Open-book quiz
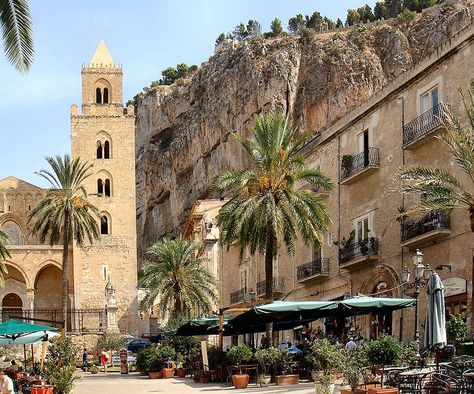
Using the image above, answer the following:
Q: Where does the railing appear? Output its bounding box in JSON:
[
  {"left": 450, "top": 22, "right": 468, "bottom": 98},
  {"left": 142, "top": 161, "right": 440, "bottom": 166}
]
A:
[
  {"left": 2, "top": 309, "right": 107, "bottom": 333},
  {"left": 230, "top": 289, "right": 254, "bottom": 305},
  {"left": 401, "top": 210, "right": 450, "bottom": 242},
  {"left": 339, "top": 237, "right": 379, "bottom": 265},
  {"left": 341, "top": 147, "right": 380, "bottom": 181},
  {"left": 297, "top": 258, "right": 330, "bottom": 281},
  {"left": 403, "top": 103, "right": 448, "bottom": 146},
  {"left": 256, "top": 277, "right": 284, "bottom": 296}
]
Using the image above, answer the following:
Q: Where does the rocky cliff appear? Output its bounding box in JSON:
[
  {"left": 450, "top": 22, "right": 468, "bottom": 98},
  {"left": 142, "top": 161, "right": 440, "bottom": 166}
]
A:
[{"left": 135, "top": 0, "right": 473, "bottom": 259}]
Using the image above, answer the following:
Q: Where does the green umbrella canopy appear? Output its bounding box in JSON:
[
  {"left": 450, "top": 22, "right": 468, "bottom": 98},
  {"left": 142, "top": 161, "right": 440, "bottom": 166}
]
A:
[
  {"left": 424, "top": 274, "right": 446, "bottom": 348},
  {"left": 176, "top": 315, "right": 230, "bottom": 336},
  {"left": 338, "top": 296, "right": 416, "bottom": 315},
  {"left": 0, "top": 330, "right": 59, "bottom": 345},
  {"left": 0, "top": 320, "right": 58, "bottom": 340}
]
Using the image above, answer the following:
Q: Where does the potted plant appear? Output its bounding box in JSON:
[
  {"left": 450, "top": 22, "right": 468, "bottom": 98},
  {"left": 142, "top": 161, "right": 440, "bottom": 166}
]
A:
[
  {"left": 365, "top": 335, "right": 403, "bottom": 394},
  {"left": 306, "top": 339, "right": 344, "bottom": 393},
  {"left": 424, "top": 348, "right": 435, "bottom": 365},
  {"left": 176, "top": 352, "right": 187, "bottom": 378},
  {"left": 226, "top": 344, "right": 253, "bottom": 389},
  {"left": 340, "top": 348, "right": 367, "bottom": 394},
  {"left": 255, "top": 347, "right": 279, "bottom": 386},
  {"left": 208, "top": 346, "right": 227, "bottom": 382},
  {"left": 401, "top": 341, "right": 419, "bottom": 367},
  {"left": 198, "top": 370, "right": 211, "bottom": 384},
  {"left": 446, "top": 314, "right": 468, "bottom": 347},
  {"left": 341, "top": 154, "right": 353, "bottom": 177},
  {"left": 89, "top": 365, "right": 99, "bottom": 375},
  {"left": 160, "top": 345, "right": 177, "bottom": 378},
  {"left": 48, "top": 368, "right": 77, "bottom": 394},
  {"left": 274, "top": 349, "right": 299, "bottom": 385}
]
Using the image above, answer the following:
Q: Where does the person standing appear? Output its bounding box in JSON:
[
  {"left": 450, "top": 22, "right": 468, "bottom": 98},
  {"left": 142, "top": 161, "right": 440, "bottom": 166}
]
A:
[
  {"left": 0, "top": 370, "right": 14, "bottom": 394},
  {"left": 345, "top": 337, "right": 357, "bottom": 352},
  {"left": 82, "top": 349, "right": 89, "bottom": 372},
  {"left": 100, "top": 349, "right": 108, "bottom": 373}
]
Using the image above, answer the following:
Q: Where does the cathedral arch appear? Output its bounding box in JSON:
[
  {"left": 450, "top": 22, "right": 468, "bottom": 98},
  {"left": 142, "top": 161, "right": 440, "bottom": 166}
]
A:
[
  {"left": 3, "top": 261, "right": 31, "bottom": 289},
  {"left": 34, "top": 263, "right": 61, "bottom": 310}
]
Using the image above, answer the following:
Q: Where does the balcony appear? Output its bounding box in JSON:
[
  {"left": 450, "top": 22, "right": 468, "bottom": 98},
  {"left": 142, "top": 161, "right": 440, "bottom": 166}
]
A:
[
  {"left": 256, "top": 277, "right": 284, "bottom": 297},
  {"left": 339, "top": 237, "right": 379, "bottom": 270},
  {"left": 297, "top": 258, "right": 330, "bottom": 283},
  {"left": 403, "top": 104, "right": 448, "bottom": 149},
  {"left": 310, "top": 185, "right": 331, "bottom": 198},
  {"left": 340, "top": 148, "right": 380, "bottom": 184},
  {"left": 230, "top": 288, "right": 254, "bottom": 305},
  {"left": 401, "top": 210, "right": 451, "bottom": 248}
]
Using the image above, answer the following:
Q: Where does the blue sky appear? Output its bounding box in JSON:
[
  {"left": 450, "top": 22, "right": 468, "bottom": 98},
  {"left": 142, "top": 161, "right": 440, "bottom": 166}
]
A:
[{"left": 0, "top": 0, "right": 376, "bottom": 186}]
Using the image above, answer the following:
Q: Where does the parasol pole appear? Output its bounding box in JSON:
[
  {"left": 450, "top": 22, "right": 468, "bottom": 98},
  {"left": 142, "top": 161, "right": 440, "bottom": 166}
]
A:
[
  {"left": 23, "top": 344, "right": 27, "bottom": 370},
  {"left": 41, "top": 341, "right": 46, "bottom": 370},
  {"left": 31, "top": 343, "right": 34, "bottom": 370}
]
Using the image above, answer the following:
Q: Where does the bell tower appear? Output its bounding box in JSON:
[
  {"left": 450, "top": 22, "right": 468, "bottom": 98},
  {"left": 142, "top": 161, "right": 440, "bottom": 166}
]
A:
[{"left": 70, "top": 41, "right": 138, "bottom": 334}]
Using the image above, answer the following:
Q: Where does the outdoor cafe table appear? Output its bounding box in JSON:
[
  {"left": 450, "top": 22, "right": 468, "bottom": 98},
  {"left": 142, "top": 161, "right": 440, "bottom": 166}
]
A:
[
  {"left": 230, "top": 364, "right": 259, "bottom": 386},
  {"left": 399, "top": 367, "right": 435, "bottom": 376}
]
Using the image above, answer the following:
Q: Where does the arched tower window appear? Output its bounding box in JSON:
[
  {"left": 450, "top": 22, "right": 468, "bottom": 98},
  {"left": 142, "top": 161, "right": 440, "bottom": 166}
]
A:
[
  {"left": 97, "top": 179, "right": 104, "bottom": 196},
  {"left": 96, "top": 141, "right": 103, "bottom": 159},
  {"left": 104, "top": 179, "right": 111, "bottom": 197},
  {"left": 100, "top": 215, "right": 109, "bottom": 235},
  {"left": 2, "top": 221, "right": 21, "bottom": 245},
  {"left": 103, "top": 88, "right": 109, "bottom": 104},
  {"left": 96, "top": 87, "right": 102, "bottom": 104},
  {"left": 104, "top": 141, "right": 110, "bottom": 159}
]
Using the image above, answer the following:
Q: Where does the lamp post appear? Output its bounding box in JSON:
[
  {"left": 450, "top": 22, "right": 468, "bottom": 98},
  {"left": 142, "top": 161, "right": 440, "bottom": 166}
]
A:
[{"left": 401, "top": 249, "right": 433, "bottom": 352}]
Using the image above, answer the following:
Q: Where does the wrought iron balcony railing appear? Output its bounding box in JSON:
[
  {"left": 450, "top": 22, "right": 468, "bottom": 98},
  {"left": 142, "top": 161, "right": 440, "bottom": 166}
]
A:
[
  {"left": 341, "top": 148, "right": 380, "bottom": 182},
  {"left": 256, "top": 277, "right": 284, "bottom": 296},
  {"left": 297, "top": 258, "right": 330, "bottom": 281},
  {"left": 400, "top": 210, "right": 450, "bottom": 242},
  {"left": 403, "top": 103, "right": 448, "bottom": 147},
  {"left": 339, "top": 237, "right": 379, "bottom": 265},
  {"left": 230, "top": 288, "right": 254, "bottom": 304}
]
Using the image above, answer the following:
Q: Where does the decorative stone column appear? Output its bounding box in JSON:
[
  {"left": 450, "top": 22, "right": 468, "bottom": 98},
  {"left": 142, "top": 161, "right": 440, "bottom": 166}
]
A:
[
  {"left": 105, "top": 277, "right": 119, "bottom": 332},
  {"left": 26, "top": 289, "right": 35, "bottom": 311}
]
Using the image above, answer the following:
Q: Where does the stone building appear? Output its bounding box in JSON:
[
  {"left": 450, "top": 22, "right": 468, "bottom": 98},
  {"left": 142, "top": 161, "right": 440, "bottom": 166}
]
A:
[
  {"left": 191, "top": 19, "right": 474, "bottom": 343},
  {"left": 0, "top": 41, "right": 139, "bottom": 335}
]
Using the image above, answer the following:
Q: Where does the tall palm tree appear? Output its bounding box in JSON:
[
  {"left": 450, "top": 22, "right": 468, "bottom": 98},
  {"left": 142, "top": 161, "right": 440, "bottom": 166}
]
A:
[
  {"left": 0, "top": 230, "right": 10, "bottom": 285},
  {"left": 1, "top": 0, "right": 34, "bottom": 72},
  {"left": 28, "top": 155, "right": 100, "bottom": 329},
  {"left": 213, "top": 112, "right": 333, "bottom": 299},
  {"left": 138, "top": 236, "right": 218, "bottom": 317},
  {"left": 397, "top": 83, "right": 474, "bottom": 231}
]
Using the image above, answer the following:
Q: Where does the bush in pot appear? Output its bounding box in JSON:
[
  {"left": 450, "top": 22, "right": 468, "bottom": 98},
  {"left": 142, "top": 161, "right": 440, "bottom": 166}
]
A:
[
  {"left": 365, "top": 335, "right": 403, "bottom": 387},
  {"left": 255, "top": 347, "right": 279, "bottom": 386},
  {"left": 226, "top": 344, "right": 253, "bottom": 389},
  {"left": 160, "top": 345, "right": 177, "bottom": 378},
  {"left": 89, "top": 365, "right": 99, "bottom": 374},
  {"left": 176, "top": 352, "right": 187, "bottom": 378},
  {"left": 273, "top": 349, "right": 299, "bottom": 386},
  {"left": 306, "top": 338, "right": 345, "bottom": 382},
  {"left": 341, "top": 347, "right": 368, "bottom": 394}
]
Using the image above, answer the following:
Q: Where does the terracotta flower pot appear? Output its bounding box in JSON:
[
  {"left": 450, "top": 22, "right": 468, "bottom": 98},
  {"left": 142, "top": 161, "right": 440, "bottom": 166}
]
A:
[
  {"left": 148, "top": 371, "right": 163, "bottom": 379},
  {"left": 315, "top": 382, "right": 335, "bottom": 394},
  {"left": 275, "top": 374, "right": 299, "bottom": 385},
  {"left": 232, "top": 374, "right": 249, "bottom": 389},
  {"left": 341, "top": 389, "right": 367, "bottom": 394},
  {"left": 199, "top": 375, "right": 210, "bottom": 384},
  {"left": 367, "top": 388, "right": 398, "bottom": 394},
  {"left": 162, "top": 368, "right": 174, "bottom": 379},
  {"left": 91, "top": 370, "right": 99, "bottom": 375},
  {"left": 176, "top": 369, "right": 186, "bottom": 378},
  {"left": 258, "top": 374, "right": 271, "bottom": 386}
]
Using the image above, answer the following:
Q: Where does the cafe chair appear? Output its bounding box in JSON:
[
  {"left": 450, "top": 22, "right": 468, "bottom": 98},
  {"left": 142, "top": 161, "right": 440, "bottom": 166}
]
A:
[
  {"left": 462, "top": 369, "right": 474, "bottom": 394},
  {"left": 428, "top": 372, "right": 461, "bottom": 394}
]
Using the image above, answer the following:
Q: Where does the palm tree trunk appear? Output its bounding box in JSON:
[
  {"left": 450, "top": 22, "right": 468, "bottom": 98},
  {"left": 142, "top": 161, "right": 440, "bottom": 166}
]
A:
[
  {"left": 264, "top": 224, "right": 275, "bottom": 300},
  {"left": 61, "top": 213, "right": 70, "bottom": 331}
]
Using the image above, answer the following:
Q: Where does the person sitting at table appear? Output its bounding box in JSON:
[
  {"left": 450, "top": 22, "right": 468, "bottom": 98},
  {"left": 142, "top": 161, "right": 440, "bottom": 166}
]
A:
[
  {"left": 0, "top": 369, "right": 14, "bottom": 394},
  {"left": 6, "top": 362, "right": 17, "bottom": 375}
]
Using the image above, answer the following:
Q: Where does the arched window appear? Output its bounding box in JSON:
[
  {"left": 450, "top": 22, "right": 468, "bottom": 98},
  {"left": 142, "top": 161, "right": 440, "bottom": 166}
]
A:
[
  {"left": 100, "top": 216, "right": 109, "bottom": 235},
  {"left": 96, "top": 141, "right": 103, "bottom": 159},
  {"left": 97, "top": 179, "right": 104, "bottom": 196},
  {"left": 103, "top": 88, "right": 109, "bottom": 104},
  {"left": 104, "top": 141, "right": 110, "bottom": 159},
  {"left": 104, "top": 179, "right": 111, "bottom": 197},
  {"left": 96, "top": 87, "right": 102, "bottom": 104},
  {"left": 2, "top": 221, "right": 20, "bottom": 245}
]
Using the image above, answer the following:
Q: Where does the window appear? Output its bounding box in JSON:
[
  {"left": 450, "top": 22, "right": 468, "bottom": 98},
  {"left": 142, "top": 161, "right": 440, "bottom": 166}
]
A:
[
  {"left": 104, "top": 179, "right": 111, "bottom": 197},
  {"left": 240, "top": 266, "right": 250, "bottom": 292},
  {"left": 420, "top": 86, "right": 439, "bottom": 113},
  {"left": 357, "top": 129, "right": 369, "bottom": 166},
  {"left": 310, "top": 245, "right": 322, "bottom": 261},
  {"left": 2, "top": 221, "right": 20, "bottom": 245},
  {"left": 353, "top": 212, "right": 373, "bottom": 243},
  {"left": 96, "top": 141, "right": 103, "bottom": 159},
  {"left": 104, "top": 141, "right": 110, "bottom": 159},
  {"left": 103, "top": 88, "right": 109, "bottom": 104},
  {"left": 97, "top": 179, "right": 104, "bottom": 196},
  {"left": 100, "top": 215, "right": 109, "bottom": 235},
  {"left": 96, "top": 87, "right": 102, "bottom": 104}
]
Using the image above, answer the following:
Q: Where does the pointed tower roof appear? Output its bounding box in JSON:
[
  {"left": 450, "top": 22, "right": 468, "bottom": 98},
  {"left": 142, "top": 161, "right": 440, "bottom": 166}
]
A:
[{"left": 89, "top": 40, "right": 114, "bottom": 67}]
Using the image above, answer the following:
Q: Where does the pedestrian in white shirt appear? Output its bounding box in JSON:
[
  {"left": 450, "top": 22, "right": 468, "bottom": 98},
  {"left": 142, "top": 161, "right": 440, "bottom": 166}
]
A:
[
  {"left": 0, "top": 370, "right": 14, "bottom": 394},
  {"left": 345, "top": 337, "right": 357, "bottom": 352}
]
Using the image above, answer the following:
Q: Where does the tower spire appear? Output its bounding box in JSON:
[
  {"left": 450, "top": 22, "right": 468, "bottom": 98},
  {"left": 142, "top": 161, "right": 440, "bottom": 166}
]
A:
[{"left": 89, "top": 40, "right": 114, "bottom": 67}]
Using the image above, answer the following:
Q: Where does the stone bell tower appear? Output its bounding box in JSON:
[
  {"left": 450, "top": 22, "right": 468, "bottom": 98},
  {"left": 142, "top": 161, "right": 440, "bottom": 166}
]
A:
[{"left": 70, "top": 41, "right": 138, "bottom": 333}]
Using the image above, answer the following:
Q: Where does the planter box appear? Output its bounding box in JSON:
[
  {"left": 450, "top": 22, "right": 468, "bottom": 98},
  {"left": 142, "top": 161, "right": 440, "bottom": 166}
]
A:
[
  {"left": 176, "top": 369, "right": 186, "bottom": 378},
  {"left": 90, "top": 370, "right": 99, "bottom": 375},
  {"left": 232, "top": 374, "right": 249, "bottom": 389},
  {"left": 199, "top": 376, "right": 210, "bottom": 384},
  {"left": 162, "top": 368, "right": 174, "bottom": 379},
  {"left": 368, "top": 388, "right": 398, "bottom": 394},
  {"left": 341, "top": 389, "right": 367, "bottom": 394},
  {"left": 148, "top": 371, "right": 163, "bottom": 379},
  {"left": 275, "top": 374, "right": 299, "bottom": 385}
]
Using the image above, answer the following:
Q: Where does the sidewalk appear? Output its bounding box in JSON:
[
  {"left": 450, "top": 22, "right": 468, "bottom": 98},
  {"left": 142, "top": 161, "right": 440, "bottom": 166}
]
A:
[{"left": 74, "top": 372, "right": 320, "bottom": 393}]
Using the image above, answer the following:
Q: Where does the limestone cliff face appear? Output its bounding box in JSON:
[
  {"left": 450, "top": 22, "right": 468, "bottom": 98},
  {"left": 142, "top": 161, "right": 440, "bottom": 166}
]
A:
[{"left": 135, "top": 0, "right": 473, "bottom": 258}]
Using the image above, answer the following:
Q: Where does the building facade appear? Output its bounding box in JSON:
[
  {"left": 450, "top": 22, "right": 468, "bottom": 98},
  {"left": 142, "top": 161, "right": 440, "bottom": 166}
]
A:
[{"left": 200, "top": 20, "right": 474, "bottom": 344}]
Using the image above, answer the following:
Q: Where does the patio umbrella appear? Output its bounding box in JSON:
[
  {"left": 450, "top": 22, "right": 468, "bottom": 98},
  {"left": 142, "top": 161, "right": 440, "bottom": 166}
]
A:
[
  {"left": 424, "top": 273, "right": 447, "bottom": 349},
  {"left": 0, "top": 330, "right": 59, "bottom": 345},
  {"left": 338, "top": 296, "right": 416, "bottom": 315},
  {"left": 0, "top": 320, "right": 58, "bottom": 343},
  {"left": 176, "top": 315, "right": 230, "bottom": 336}
]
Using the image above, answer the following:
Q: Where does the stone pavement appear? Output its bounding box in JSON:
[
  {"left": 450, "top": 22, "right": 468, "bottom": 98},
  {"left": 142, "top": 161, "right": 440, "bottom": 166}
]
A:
[{"left": 74, "top": 372, "right": 320, "bottom": 393}]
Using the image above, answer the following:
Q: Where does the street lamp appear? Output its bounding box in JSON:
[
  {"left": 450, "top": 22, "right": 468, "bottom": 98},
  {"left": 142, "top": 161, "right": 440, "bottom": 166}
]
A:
[{"left": 401, "top": 249, "right": 433, "bottom": 351}]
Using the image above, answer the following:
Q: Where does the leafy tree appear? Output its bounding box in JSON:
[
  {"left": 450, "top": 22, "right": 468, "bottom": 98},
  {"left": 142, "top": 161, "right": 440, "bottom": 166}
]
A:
[
  {"left": 138, "top": 236, "right": 218, "bottom": 316},
  {"left": 96, "top": 332, "right": 125, "bottom": 353},
  {"left": 246, "top": 19, "right": 261, "bottom": 37},
  {"left": 419, "top": 0, "right": 438, "bottom": 9},
  {"left": 288, "top": 14, "right": 305, "bottom": 35},
  {"left": 385, "top": 0, "right": 403, "bottom": 18},
  {"left": 446, "top": 314, "right": 468, "bottom": 344},
  {"left": 374, "top": 2, "right": 388, "bottom": 19},
  {"left": 335, "top": 18, "right": 344, "bottom": 28},
  {"left": 232, "top": 22, "right": 248, "bottom": 40},
  {"left": 357, "top": 5, "right": 375, "bottom": 22},
  {"left": 397, "top": 83, "right": 474, "bottom": 232},
  {"left": 397, "top": 8, "right": 417, "bottom": 30},
  {"left": 300, "top": 27, "right": 315, "bottom": 44},
  {"left": 1, "top": 0, "right": 34, "bottom": 72},
  {"left": 305, "top": 11, "right": 324, "bottom": 30},
  {"left": 324, "top": 17, "right": 336, "bottom": 30},
  {"left": 215, "top": 32, "right": 226, "bottom": 46},
  {"left": 29, "top": 155, "right": 100, "bottom": 328},
  {"left": 404, "top": 0, "right": 421, "bottom": 12},
  {"left": 270, "top": 18, "right": 283, "bottom": 36},
  {"left": 0, "top": 230, "right": 10, "bottom": 285},
  {"left": 160, "top": 67, "right": 177, "bottom": 85},
  {"left": 346, "top": 9, "right": 361, "bottom": 26},
  {"left": 213, "top": 112, "right": 332, "bottom": 299}
]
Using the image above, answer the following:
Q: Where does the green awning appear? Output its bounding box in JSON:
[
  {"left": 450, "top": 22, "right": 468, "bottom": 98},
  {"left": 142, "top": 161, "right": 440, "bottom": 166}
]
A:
[
  {"left": 176, "top": 315, "right": 230, "bottom": 336},
  {"left": 339, "top": 296, "right": 416, "bottom": 315}
]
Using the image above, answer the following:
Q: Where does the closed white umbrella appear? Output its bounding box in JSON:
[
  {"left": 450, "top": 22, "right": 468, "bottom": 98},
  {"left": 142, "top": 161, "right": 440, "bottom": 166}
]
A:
[{"left": 424, "top": 273, "right": 447, "bottom": 348}]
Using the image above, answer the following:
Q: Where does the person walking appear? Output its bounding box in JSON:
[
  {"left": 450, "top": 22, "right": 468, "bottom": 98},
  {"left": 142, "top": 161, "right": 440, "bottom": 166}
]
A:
[
  {"left": 0, "top": 370, "right": 14, "bottom": 394},
  {"left": 100, "top": 349, "right": 108, "bottom": 373},
  {"left": 82, "top": 349, "right": 89, "bottom": 372}
]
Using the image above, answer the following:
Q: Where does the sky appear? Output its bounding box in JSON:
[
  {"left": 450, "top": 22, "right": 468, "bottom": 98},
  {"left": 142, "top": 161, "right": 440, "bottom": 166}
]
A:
[{"left": 0, "top": 0, "right": 376, "bottom": 187}]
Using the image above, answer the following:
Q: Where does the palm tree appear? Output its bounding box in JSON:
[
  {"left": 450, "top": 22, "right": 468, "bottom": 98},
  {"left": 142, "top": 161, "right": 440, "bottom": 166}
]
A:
[
  {"left": 138, "top": 236, "right": 218, "bottom": 317},
  {"left": 213, "top": 112, "right": 333, "bottom": 299},
  {"left": 397, "top": 83, "right": 474, "bottom": 231},
  {"left": 1, "top": 0, "right": 34, "bottom": 72},
  {"left": 28, "top": 155, "right": 100, "bottom": 329},
  {"left": 0, "top": 230, "right": 10, "bottom": 285}
]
